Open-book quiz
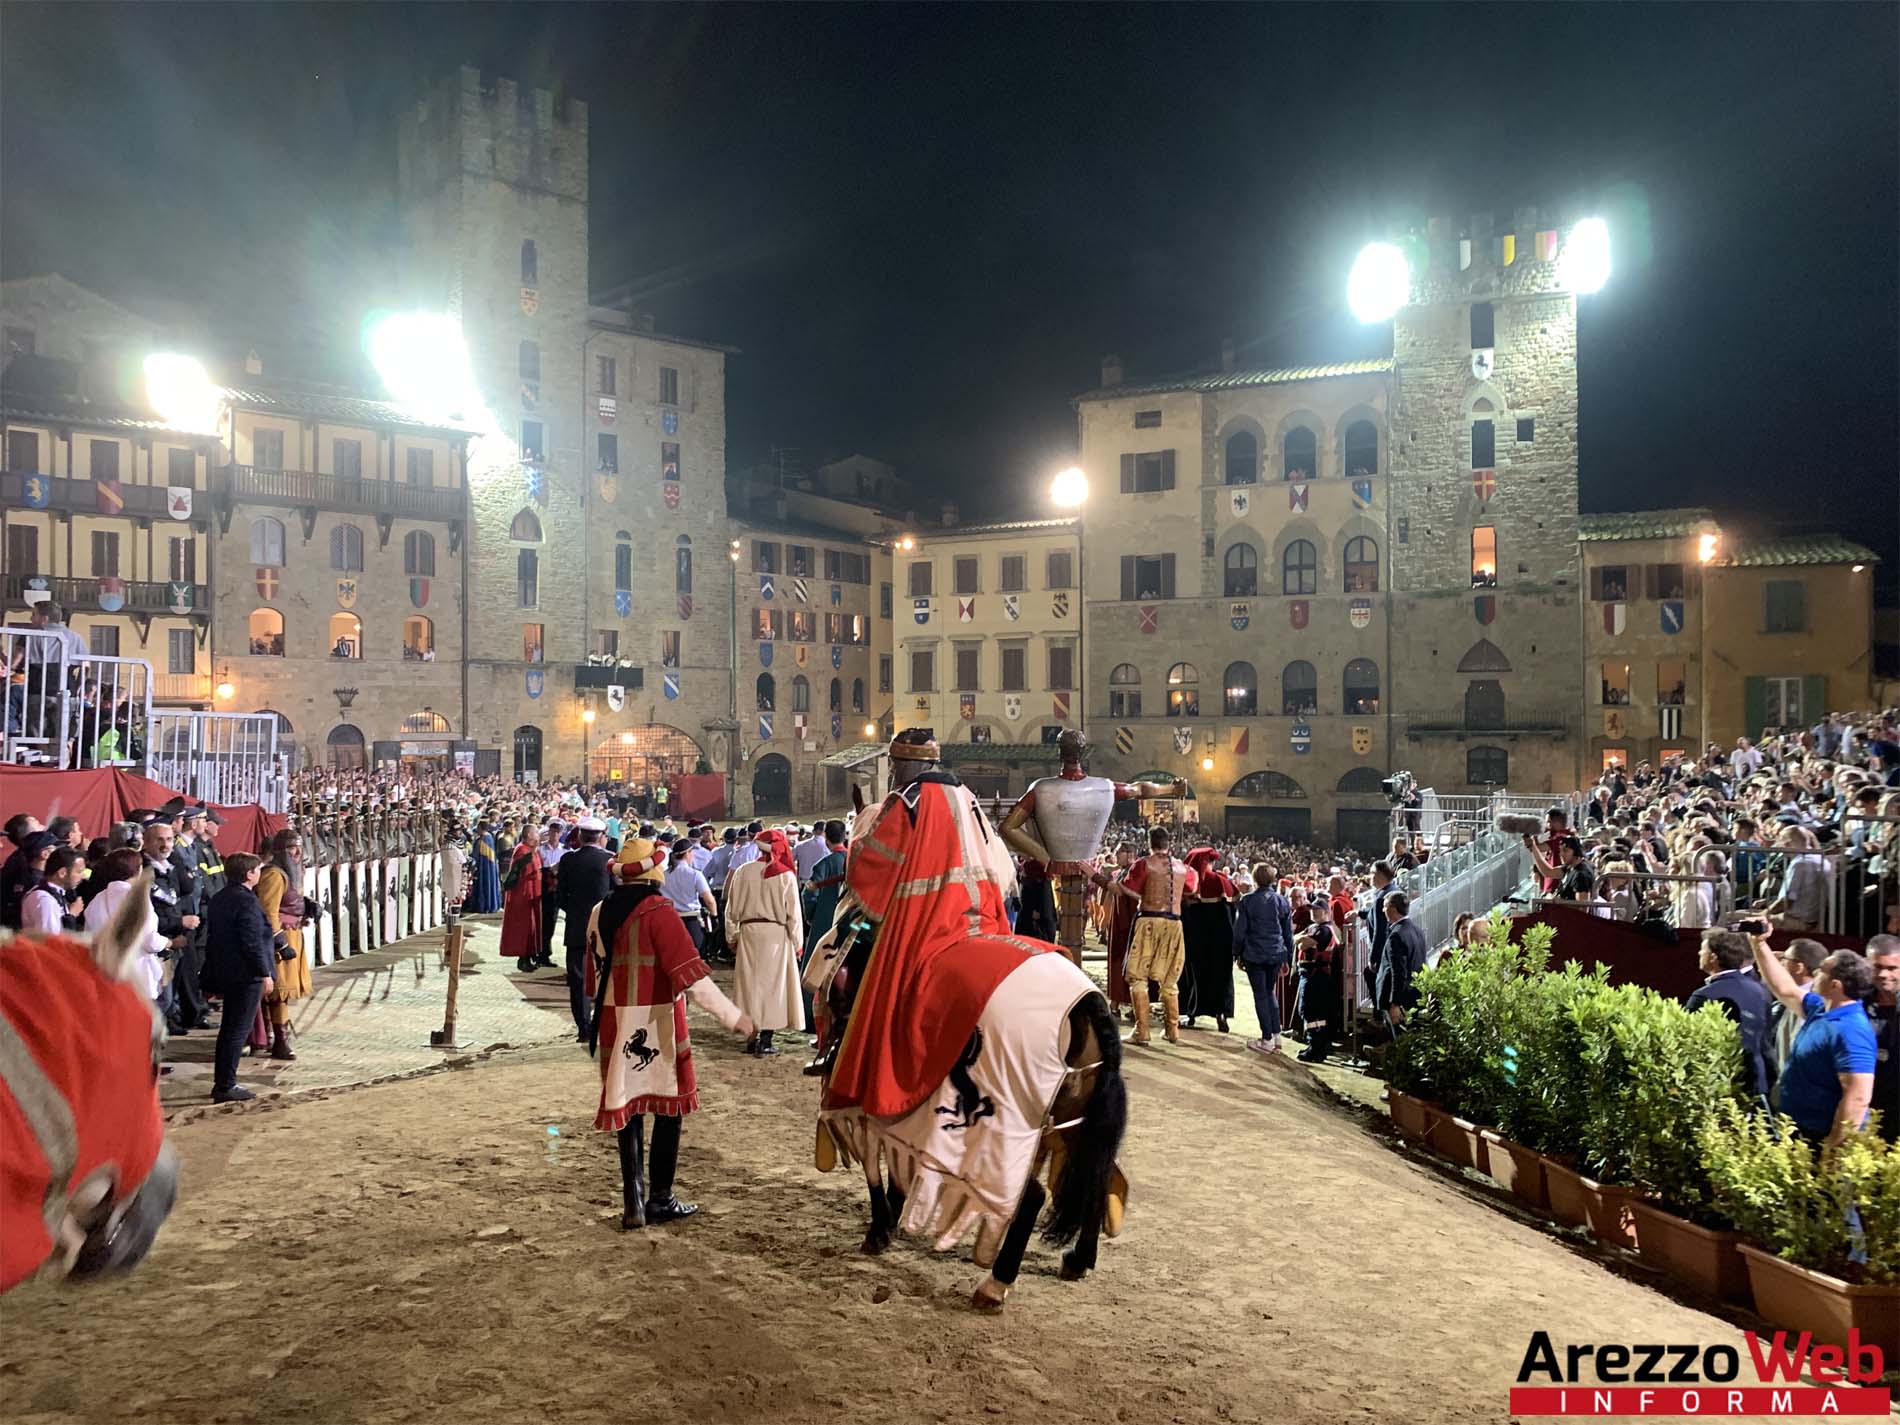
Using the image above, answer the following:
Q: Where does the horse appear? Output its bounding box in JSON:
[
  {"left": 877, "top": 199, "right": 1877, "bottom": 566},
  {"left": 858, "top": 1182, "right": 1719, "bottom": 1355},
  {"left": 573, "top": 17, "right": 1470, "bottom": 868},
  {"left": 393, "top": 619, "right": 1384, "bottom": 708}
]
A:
[
  {"left": 0, "top": 872, "right": 179, "bottom": 1294},
  {"left": 811, "top": 903, "right": 1128, "bottom": 1311}
]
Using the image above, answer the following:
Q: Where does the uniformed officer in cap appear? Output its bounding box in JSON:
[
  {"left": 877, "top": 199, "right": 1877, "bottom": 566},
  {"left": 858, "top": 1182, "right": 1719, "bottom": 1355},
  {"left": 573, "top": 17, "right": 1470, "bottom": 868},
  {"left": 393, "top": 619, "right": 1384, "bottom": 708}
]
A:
[{"left": 176, "top": 803, "right": 227, "bottom": 1029}]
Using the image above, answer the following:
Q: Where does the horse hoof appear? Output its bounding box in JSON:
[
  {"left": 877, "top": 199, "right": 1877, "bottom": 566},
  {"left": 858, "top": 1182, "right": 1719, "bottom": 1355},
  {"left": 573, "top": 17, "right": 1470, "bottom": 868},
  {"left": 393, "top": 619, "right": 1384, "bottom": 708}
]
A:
[
  {"left": 971, "top": 1282, "right": 1008, "bottom": 1311},
  {"left": 859, "top": 1231, "right": 890, "bottom": 1256},
  {"left": 1059, "top": 1254, "right": 1090, "bottom": 1282}
]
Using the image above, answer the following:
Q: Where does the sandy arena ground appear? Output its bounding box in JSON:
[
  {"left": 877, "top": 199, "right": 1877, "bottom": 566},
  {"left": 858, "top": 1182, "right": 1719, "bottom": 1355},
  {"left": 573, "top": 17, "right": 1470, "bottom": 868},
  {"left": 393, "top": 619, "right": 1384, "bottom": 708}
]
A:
[{"left": 0, "top": 992, "right": 1789, "bottom": 1425}]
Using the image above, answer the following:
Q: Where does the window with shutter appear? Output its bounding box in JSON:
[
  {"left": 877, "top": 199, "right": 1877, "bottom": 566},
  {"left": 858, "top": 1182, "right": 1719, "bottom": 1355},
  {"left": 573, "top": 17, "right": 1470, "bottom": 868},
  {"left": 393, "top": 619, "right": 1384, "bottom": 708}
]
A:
[
  {"left": 910, "top": 649, "right": 935, "bottom": 692},
  {"left": 1470, "top": 303, "right": 1495, "bottom": 348},
  {"left": 1000, "top": 555, "right": 1025, "bottom": 591},
  {"left": 908, "top": 562, "right": 932, "bottom": 597},
  {"left": 1471, "top": 420, "right": 1495, "bottom": 469},
  {"left": 954, "top": 557, "right": 978, "bottom": 594},
  {"left": 1160, "top": 552, "right": 1176, "bottom": 598},
  {"left": 955, "top": 646, "right": 979, "bottom": 690},
  {"left": 1048, "top": 644, "right": 1074, "bottom": 691},
  {"left": 1001, "top": 645, "right": 1027, "bottom": 691},
  {"left": 1046, "top": 550, "right": 1073, "bottom": 588},
  {"left": 1120, "top": 556, "right": 1136, "bottom": 601},
  {"left": 1764, "top": 580, "right": 1805, "bottom": 633},
  {"left": 168, "top": 448, "right": 195, "bottom": 484},
  {"left": 91, "top": 440, "right": 119, "bottom": 480}
]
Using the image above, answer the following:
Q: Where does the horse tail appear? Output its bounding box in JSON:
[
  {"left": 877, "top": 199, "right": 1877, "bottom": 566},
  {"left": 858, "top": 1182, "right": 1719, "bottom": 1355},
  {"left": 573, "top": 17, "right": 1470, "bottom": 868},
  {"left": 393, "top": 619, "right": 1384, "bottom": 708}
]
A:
[{"left": 1040, "top": 991, "right": 1125, "bottom": 1247}]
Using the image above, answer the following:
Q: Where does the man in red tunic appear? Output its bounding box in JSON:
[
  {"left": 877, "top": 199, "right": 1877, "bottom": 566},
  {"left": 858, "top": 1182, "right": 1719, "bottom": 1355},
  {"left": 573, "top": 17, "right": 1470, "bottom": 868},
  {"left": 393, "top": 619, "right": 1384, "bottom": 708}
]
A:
[
  {"left": 586, "top": 839, "right": 753, "bottom": 1229},
  {"left": 499, "top": 832, "right": 542, "bottom": 975}
]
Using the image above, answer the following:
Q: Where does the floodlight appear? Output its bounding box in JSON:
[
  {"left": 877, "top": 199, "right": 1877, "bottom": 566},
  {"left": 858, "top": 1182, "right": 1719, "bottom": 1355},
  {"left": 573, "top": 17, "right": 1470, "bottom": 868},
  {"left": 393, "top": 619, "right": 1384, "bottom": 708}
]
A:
[
  {"left": 1050, "top": 467, "right": 1089, "bottom": 509},
  {"left": 143, "top": 354, "right": 221, "bottom": 434},
  {"left": 1561, "top": 217, "right": 1611, "bottom": 295},
  {"left": 367, "top": 312, "right": 478, "bottom": 421},
  {"left": 1347, "top": 243, "right": 1410, "bottom": 323}
]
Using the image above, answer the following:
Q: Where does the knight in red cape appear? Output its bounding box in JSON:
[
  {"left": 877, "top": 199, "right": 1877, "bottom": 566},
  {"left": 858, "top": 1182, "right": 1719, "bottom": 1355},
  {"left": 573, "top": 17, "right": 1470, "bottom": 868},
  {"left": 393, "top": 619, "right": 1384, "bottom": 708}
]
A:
[{"left": 819, "top": 729, "right": 1028, "bottom": 1120}]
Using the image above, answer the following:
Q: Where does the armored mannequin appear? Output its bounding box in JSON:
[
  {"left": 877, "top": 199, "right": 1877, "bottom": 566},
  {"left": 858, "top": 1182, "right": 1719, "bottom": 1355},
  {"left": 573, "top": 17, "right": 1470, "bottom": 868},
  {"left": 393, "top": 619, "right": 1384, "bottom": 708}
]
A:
[{"left": 998, "top": 730, "right": 1183, "bottom": 965}]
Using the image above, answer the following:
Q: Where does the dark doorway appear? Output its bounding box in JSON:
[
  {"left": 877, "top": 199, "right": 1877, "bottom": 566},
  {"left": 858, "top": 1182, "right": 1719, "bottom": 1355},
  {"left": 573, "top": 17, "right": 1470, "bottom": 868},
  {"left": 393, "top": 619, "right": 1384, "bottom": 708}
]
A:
[{"left": 752, "top": 753, "right": 793, "bottom": 815}]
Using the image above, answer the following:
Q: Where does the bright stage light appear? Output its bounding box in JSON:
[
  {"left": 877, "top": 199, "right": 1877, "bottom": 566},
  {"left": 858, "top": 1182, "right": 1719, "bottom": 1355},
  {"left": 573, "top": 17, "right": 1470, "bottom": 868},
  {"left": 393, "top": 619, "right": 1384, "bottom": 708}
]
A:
[
  {"left": 1697, "top": 533, "right": 1719, "bottom": 565},
  {"left": 1561, "top": 217, "right": 1611, "bottom": 295},
  {"left": 1200, "top": 755, "right": 1214, "bottom": 772},
  {"left": 143, "top": 353, "right": 221, "bottom": 434},
  {"left": 366, "top": 313, "right": 479, "bottom": 422},
  {"left": 1347, "top": 243, "right": 1410, "bottom": 324},
  {"left": 1049, "top": 466, "right": 1089, "bottom": 509}
]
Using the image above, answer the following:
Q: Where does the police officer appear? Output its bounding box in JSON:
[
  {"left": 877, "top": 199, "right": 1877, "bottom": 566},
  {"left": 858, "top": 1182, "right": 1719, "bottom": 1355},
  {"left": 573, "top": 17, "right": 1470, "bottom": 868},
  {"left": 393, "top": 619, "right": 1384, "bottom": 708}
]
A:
[{"left": 178, "top": 803, "right": 227, "bottom": 1027}]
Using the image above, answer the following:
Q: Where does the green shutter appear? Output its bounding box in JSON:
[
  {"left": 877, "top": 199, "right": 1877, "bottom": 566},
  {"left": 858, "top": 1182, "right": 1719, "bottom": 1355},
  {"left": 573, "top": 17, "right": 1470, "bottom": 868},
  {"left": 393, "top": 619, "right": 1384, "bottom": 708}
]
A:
[
  {"left": 1743, "top": 677, "right": 1767, "bottom": 739},
  {"left": 1801, "top": 675, "right": 1825, "bottom": 726}
]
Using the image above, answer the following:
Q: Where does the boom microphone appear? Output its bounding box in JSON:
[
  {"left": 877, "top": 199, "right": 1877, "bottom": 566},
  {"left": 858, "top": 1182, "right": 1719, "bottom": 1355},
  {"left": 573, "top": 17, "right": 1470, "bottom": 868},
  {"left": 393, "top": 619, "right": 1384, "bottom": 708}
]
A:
[{"left": 1496, "top": 813, "right": 1545, "bottom": 837}]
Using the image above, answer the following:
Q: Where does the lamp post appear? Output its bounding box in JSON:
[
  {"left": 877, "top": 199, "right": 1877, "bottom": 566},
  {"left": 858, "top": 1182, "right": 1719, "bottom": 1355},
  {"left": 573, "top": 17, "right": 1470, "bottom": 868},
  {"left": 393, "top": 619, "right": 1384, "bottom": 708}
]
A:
[
  {"left": 1697, "top": 531, "right": 1719, "bottom": 751},
  {"left": 1050, "top": 467, "right": 1088, "bottom": 738},
  {"left": 580, "top": 704, "right": 596, "bottom": 788}
]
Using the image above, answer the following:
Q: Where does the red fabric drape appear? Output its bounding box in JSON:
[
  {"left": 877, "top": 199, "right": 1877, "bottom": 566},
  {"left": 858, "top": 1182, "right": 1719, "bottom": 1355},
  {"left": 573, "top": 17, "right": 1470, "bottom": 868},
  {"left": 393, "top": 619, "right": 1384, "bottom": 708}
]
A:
[{"left": 0, "top": 767, "right": 285, "bottom": 854}]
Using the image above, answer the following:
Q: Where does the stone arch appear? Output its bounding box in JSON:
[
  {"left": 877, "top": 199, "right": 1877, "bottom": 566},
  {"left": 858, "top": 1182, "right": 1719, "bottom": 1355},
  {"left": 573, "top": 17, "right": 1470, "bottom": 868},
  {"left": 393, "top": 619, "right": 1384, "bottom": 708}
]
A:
[
  {"left": 1274, "top": 410, "right": 1324, "bottom": 482},
  {"left": 751, "top": 752, "right": 793, "bottom": 815},
  {"left": 1215, "top": 413, "right": 1267, "bottom": 486},
  {"left": 1462, "top": 381, "right": 1507, "bottom": 419},
  {"left": 592, "top": 722, "right": 708, "bottom": 792},
  {"left": 1230, "top": 770, "right": 1306, "bottom": 800},
  {"left": 1337, "top": 766, "right": 1385, "bottom": 795},
  {"left": 1332, "top": 404, "right": 1385, "bottom": 478},
  {"left": 1271, "top": 517, "right": 1329, "bottom": 594}
]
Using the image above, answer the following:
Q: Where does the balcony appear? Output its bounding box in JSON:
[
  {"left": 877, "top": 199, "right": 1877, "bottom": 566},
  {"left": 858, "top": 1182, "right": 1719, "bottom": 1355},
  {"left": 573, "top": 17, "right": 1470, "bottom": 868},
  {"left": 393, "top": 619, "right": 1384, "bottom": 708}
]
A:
[
  {"left": 0, "top": 472, "right": 176, "bottom": 519},
  {"left": 154, "top": 672, "right": 213, "bottom": 703},
  {"left": 2, "top": 573, "right": 210, "bottom": 617},
  {"left": 1405, "top": 709, "right": 1574, "bottom": 737},
  {"left": 217, "top": 465, "right": 467, "bottom": 523}
]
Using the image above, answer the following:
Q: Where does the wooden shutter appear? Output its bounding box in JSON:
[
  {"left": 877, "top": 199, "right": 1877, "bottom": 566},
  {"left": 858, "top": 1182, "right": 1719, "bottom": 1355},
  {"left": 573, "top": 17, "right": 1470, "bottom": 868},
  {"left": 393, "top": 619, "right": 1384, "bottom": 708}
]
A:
[
  {"left": 1642, "top": 564, "right": 1658, "bottom": 600},
  {"left": 1120, "top": 454, "right": 1135, "bottom": 493},
  {"left": 1742, "top": 677, "right": 1766, "bottom": 739},
  {"left": 1161, "top": 449, "right": 1176, "bottom": 490},
  {"left": 1160, "top": 553, "right": 1176, "bottom": 598},
  {"left": 1801, "top": 675, "right": 1825, "bottom": 726},
  {"left": 1120, "top": 556, "right": 1136, "bottom": 601}
]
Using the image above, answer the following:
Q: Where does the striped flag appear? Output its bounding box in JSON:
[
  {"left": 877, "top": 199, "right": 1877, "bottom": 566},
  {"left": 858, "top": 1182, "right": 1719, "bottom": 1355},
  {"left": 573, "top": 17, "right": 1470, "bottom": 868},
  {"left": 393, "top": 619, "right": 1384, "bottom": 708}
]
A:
[{"left": 1232, "top": 727, "right": 1249, "bottom": 755}]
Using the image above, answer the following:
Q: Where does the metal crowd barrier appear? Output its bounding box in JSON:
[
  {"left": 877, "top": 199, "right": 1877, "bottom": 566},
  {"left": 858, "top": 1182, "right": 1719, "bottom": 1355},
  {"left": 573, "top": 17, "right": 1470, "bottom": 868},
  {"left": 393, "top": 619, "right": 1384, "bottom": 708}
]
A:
[
  {"left": 3, "top": 628, "right": 156, "bottom": 772},
  {"left": 149, "top": 710, "right": 288, "bottom": 812}
]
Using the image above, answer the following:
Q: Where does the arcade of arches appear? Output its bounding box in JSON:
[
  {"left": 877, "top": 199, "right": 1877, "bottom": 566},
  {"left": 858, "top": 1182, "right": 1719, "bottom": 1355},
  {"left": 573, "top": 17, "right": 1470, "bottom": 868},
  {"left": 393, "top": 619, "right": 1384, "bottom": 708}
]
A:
[{"left": 586, "top": 723, "right": 703, "bottom": 794}]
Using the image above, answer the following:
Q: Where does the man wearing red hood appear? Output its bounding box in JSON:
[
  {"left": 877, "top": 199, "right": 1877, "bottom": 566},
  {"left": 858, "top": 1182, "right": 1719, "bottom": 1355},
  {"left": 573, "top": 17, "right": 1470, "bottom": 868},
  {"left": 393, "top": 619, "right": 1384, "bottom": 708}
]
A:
[
  {"left": 1181, "top": 846, "right": 1237, "bottom": 1032},
  {"left": 723, "top": 827, "right": 805, "bottom": 1055}
]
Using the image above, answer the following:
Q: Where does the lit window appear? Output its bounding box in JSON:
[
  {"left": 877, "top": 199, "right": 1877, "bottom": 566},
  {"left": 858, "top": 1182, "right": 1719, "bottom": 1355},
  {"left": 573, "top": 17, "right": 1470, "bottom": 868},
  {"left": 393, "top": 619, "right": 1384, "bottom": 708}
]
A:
[{"left": 1471, "top": 527, "right": 1498, "bottom": 587}]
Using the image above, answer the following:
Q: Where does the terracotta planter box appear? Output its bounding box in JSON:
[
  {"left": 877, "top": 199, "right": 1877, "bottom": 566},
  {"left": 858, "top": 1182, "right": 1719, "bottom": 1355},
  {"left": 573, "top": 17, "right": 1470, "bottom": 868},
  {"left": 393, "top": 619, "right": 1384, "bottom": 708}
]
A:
[
  {"left": 1478, "top": 1129, "right": 1548, "bottom": 1211},
  {"left": 1427, "top": 1113, "right": 1485, "bottom": 1172},
  {"left": 1738, "top": 1244, "right": 1900, "bottom": 1353},
  {"left": 1629, "top": 1201, "right": 1751, "bottom": 1304},
  {"left": 1542, "top": 1159, "right": 1638, "bottom": 1248},
  {"left": 1386, "top": 1089, "right": 1440, "bottom": 1143}
]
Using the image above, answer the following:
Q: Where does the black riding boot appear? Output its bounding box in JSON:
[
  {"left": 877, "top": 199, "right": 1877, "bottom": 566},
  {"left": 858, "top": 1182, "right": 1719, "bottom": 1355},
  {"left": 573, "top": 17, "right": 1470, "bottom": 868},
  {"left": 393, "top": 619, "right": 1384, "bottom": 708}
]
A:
[
  {"left": 617, "top": 1118, "right": 647, "bottom": 1230},
  {"left": 644, "top": 1114, "right": 700, "bottom": 1224},
  {"left": 755, "top": 1028, "right": 780, "bottom": 1057}
]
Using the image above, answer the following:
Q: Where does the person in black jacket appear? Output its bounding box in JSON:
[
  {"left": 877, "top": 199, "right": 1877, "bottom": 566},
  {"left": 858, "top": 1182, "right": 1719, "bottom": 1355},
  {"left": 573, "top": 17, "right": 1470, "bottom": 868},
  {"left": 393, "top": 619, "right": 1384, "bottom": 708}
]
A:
[
  {"left": 1234, "top": 862, "right": 1296, "bottom": 1054},
  {"left": 1684, "top": 928, "right": 1775, "bottom": 1103},
  {"left": 1375, "top": 890, "right": 1430, "bottom": 1038},
  {"left": 555, "top": 819, "right": 616, "bottom": 1038},
  {"left": 204, "top": 853, "right": 273, "bottom": 1103},
  {"left": 140, "top": 821, "right": 198, "bottom": 1035}
]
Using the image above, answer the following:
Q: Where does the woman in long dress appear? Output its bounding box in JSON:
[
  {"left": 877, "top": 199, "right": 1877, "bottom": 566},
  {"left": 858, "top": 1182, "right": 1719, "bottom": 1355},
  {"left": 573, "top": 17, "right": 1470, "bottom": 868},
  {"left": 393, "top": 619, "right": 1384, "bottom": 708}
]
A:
[
  {"left": 722, "top": 829, "right": 804, "bottom": 1056},
  {"left": 499, "top": 834, "right": 543, "bottom": 972},
  {"left": 1180, "top": 846, "right": 1236, "bottom": 1032},
  {"left": 465, "top": 821, "right": 502, "bottom": 914}
]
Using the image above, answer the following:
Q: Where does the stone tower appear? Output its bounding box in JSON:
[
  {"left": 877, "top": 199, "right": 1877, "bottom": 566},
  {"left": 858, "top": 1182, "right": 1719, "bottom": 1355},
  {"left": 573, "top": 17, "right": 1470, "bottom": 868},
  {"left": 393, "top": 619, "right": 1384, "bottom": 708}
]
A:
[
  {"left": 1387, "top": 208, "right": 1589, "bottom": 797},
  {"left": 396, "top": 68, "right": 592, "bottom": 772}
]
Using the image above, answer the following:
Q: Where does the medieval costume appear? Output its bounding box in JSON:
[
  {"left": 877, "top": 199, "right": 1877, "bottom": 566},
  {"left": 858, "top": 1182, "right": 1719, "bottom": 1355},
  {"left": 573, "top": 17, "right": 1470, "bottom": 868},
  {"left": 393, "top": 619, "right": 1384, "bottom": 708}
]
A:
[
  {"left": 587, "top": 840, "right": 750, "bottom": 1229},
  {"left": 723, "top": 830, "right": 804, "bottom": 1055},
  {"left": 465, "top": 824, "right": 501, "bottom": 914},
  {"left": 1014, "top": 860, "right": 1057, "bottom": 941},
  {"left": 1293, "top": 922, "right": 1341, "bottom": 1063},
  {"left": 810, "top": 748, "right": 1107, "bottom": 1261},
  {"left": 256, "top": 841, "right": 310, "bottom": 1062},
  {"left": 1180, "top": 847, "right": 1236, "bottom": 1031},
  {"left": 1120, "top": 850, "right": 1194, "bottom": 1044},
  {"left": 499, "top": 837, "right": 543, "bottom": 971}
]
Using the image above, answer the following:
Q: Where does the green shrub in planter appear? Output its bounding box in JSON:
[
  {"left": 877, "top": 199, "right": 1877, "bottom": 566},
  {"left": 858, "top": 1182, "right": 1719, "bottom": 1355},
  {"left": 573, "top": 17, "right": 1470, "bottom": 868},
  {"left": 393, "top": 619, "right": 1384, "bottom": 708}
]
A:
[
  {"left": 1498, "top": 955, "right": 1605, "bottom": 1159},
  {"left": 1612, "top": 995, "right": 1744, "bottom": 1221},
  {"left": 1700, "top": 1101, "right": 1900, "bottom": 1284}
]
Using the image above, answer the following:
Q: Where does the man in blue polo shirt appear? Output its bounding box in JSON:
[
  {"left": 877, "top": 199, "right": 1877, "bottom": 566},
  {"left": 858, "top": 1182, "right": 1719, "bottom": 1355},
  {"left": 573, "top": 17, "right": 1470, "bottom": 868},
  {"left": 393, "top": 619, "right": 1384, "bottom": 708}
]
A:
[{"left": 1752, "top": 934, "right": 1879, "bottom": 1145}]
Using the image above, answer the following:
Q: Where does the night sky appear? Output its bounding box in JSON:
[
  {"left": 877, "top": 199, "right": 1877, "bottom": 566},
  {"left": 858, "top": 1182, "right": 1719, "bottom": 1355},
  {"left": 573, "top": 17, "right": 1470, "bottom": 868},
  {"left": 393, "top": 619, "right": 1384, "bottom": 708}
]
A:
[{"left": 4, "top": 3, "right": 1895, "bottom": 586}]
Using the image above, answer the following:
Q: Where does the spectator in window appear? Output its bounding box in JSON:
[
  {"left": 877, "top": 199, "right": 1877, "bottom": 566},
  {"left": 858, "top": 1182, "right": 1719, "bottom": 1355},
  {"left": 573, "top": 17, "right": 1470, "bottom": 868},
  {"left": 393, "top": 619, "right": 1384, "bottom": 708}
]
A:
[
  {"left": 1752, "top": 939, "right": 1878, "bottom": 1146},
  {"left": 1685, "top": 929, "right": 1774, "bottom": 1103}
]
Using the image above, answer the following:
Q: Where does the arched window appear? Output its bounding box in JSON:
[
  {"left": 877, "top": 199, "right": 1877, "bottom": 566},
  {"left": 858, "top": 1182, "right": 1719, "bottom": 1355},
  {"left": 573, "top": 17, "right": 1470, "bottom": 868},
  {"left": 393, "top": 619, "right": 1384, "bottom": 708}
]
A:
[
  {"left": 248, "top": 608, "right": 284, "bottom": 657},
  {"left": 675, "top": 535, "right": 692, "bottom": 593},
  {"left": 1338, "top": 767, "right": 1385, "bottom": 794},
  {"left": 326, "top": 724, "right": 366, "bottom": 770},
  {"left": 518, "top": 340, "right": 540, "bottom": 382},
  {"left": 249, "top": 517, "right": 285, "bottom": 567},
  {"left": 1231, "top": 770, "right": 1305, "bottom": 799},
  {"left": 512, "top": 725, "right": 542, "bottom": 782},
  {"left": 509, "top": 509, "right": 542, "bottom": 542},
  {"left": 791, "top": 675, "right": 810, "bottom": 712},
  {"left": 1466, "top": 680, "right": 1505, "bottom": 728},
  {"left": 1343, "top": 658, "right": 1380, "bottom": 715},
  {"left": 756, "top": 672, "right": 775, "bottom": 711},
  {"left": 829, "top": 677, "right": 842, "bottom": 712},
  {"left": 1282, "top": 660, "right": 1317, "bottom": 716},
  {"left": 1166, "top": 662, "right": 1199, "bottom": 718},
  {"left": 1471, "top": 526, "right": 1497, "bottom": 587},
  {"left": 1224, "top": 430, "right": 1258, "bottom": 486},
  {"left": 1343, "top": 420, "right": 1379, "bottom": 476},
  {"left": 404, "top": 530, "right": 436, "bottom": 576},
  {"left": 1108, "top": 663, "right": 1141, "bottom": 719},
  {"left": 851, "top": 677, "right": 865, "bottom": 713},
  {"left": 1283, "top": 539, "right": 1317, "bottom": 595},
  {"left": 403, "top": 616, "right": 434, "bottom": 660},
  {"left": 1344, "top": 536, "right": 1379, "bottom": 593},
  {"left": 330, "top": 524, "right": 363, "bottom": 572},
  {"left": 517, "top": 549, "right": 538, "bottom": 607},
  {"left": 1223, "top": 661, "right": 1257, "bottom": 717},
  {"left": 1467, "top": 746, "right": 1509, "bottom": 786},
  {"left": 400, "top": 711, "right": 452, "bottom": 734},
  {"left": 520, "top": 239, "right": 538, "bottom": 285},
  {"left": 328, "top": 612, "right": 362, "bottom": 660},
  {"left": 1283, "top": 427, "right": 1316, "bottom": 481},
  {"left": 1223, "top": 544, "right": 1258, "bottom": 597},
  {"left": 615, "top": 531, "right": 633, "bottom": 590}
]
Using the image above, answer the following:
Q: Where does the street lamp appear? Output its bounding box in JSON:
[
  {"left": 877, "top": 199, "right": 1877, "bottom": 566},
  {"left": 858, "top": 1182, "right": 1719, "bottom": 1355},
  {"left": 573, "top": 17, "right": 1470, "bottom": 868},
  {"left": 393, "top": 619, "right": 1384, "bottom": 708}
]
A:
[
  {"left": 1049, "top": 467, "right": 1088, "bottom": 737},
  {"left": 863, "top": 721, "right": 877, "bottom": 739}
]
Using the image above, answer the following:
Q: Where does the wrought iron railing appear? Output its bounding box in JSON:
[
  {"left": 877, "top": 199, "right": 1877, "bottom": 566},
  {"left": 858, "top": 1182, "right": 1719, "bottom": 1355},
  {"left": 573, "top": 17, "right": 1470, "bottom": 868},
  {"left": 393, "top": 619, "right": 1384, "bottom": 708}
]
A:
[{"left": 218, "top": 465, "right": 466, "bottom": 522}]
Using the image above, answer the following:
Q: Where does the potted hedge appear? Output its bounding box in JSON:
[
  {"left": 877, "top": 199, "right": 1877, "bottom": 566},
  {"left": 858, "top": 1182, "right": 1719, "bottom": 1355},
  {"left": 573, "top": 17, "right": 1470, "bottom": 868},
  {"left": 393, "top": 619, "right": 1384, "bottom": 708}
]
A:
[
  {"left": 1700, "top": 1102, "right": 1900, "bottom": 1349},
  {"left": 1486, "top": 950, "right": 1604, "bottom": 1212},
  {"left": 1615, "top": 997, "right": 1750, "bottom": 1300}
]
